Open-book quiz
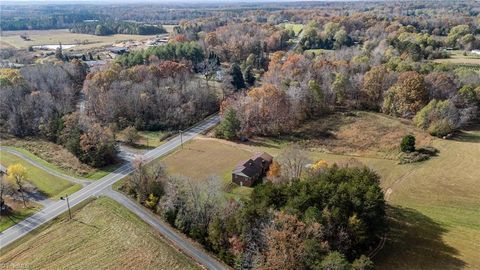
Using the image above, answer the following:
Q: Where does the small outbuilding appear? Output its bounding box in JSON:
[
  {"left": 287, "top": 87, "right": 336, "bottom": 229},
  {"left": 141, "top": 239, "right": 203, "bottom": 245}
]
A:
[{"left": 232, "top": 152, "right": 273, "bottom": 187}]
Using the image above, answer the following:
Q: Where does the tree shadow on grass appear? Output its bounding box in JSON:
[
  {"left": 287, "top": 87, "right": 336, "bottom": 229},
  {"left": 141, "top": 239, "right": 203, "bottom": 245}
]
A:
[
  {"left": 374, "top": 205, "right": 465, "bottom": 270},
  {"left": 450, "top": 124, "right": 480, "bottom": 143}
]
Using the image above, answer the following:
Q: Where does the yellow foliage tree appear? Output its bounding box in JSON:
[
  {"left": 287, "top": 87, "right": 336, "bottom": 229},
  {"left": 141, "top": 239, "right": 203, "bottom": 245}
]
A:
[
  {"left": 6, "top": 164, "right": 28, "bottom": 207},
  {"left": 267, "top": 161, "right": 281, "bottom": 178},
  {"left": 311, "top": 160, "right": 328, "bottom": 171}
]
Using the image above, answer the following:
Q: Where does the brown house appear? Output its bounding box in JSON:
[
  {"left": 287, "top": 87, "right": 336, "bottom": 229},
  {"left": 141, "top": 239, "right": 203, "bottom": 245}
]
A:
[{"left": 232, "top": 152, "right": 273, "bottom": 187}]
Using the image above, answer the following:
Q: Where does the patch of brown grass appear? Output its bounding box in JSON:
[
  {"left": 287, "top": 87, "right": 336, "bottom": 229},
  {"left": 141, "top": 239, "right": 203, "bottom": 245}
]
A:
[
  {"left": 162, "top": 138, "right": 254, "bottom": 182},
  {"left": 293, "top": 112, "right": 433, "bottom": 159}
]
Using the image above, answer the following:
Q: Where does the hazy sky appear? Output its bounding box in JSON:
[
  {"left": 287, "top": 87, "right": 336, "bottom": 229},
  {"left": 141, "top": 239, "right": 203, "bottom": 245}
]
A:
[{"left": 3, "top": 0, "right": 337, "bottom": 2}]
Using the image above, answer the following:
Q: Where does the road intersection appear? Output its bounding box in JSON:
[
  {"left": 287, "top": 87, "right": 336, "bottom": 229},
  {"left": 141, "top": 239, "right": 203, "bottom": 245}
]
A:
[{"left": 0, "top": 115, "right": 226, "bottom": 270}]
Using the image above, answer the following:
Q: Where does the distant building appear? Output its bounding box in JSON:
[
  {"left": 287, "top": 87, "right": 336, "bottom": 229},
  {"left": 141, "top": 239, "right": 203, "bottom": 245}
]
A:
[{"left": 232, "top": 152, "right": 273, "bottom": 187}]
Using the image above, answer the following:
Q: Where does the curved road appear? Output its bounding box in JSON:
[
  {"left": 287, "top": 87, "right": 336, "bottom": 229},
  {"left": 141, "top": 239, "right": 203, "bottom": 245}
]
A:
[
  {"left": 0, "top": 115, "right": 227, "bottom": 270},
  {"left": 0, "top": 147, "right": 91, "bottom": 185}
]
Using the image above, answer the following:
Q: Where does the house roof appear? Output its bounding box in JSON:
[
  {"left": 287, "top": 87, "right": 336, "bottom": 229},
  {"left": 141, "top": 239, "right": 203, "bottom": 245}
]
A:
[{"left": 232, "top": 152, "right": 273, "bottom": 178}]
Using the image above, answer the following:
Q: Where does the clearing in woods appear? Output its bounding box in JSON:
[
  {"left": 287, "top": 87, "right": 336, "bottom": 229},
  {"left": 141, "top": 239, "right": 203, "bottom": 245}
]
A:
[{"left": 0, "top": 197, "right": 201, "bottom": 270}]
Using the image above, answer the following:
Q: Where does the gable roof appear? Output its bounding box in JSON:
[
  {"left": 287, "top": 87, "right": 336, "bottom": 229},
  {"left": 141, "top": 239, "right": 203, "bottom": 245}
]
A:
[{"left": 232, "top": 152, "right": 273, "bottom": 178}]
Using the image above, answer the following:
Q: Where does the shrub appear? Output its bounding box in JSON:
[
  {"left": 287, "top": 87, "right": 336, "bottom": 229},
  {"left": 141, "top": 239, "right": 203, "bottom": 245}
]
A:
[
  {"left": 414, "top": 99, "right": 458, "bottom": 137},
  {"left": 352, "top": 255, "right": 375, "bottom": 270},
  {"left": 318, "top": 252, "right": 351, "bottom": 270},
  {"left": 427, "top": 119, "right": 455, "bottom": 137},
  {"left": 400, "top": 135, "right": 415, "bottom": 153}
]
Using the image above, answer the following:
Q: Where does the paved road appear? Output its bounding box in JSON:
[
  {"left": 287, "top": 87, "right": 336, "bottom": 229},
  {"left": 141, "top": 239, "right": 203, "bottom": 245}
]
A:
[
  {"left": 0, "top": 115, "right": 223, "bottom": 269},
  {"left": 0, "top": 147, "right": 91, "bottom": 185},
  {"left": 104, "top": 189, "right": 226, "bottom": 270}
]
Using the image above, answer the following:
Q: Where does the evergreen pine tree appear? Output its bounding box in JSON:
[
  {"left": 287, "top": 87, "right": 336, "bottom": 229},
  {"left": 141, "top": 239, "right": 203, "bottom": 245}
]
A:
[
  {"left": 244, "top": 65, "right": 255, "bottom": 86},
  {"left": 230, "top": 63, "right": 246, "bottom": 90}
]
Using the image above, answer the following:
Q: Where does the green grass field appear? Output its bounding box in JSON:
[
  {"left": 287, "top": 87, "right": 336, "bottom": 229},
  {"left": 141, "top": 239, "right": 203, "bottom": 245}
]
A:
[
  {"left": 158, "top": 112, "right": 480, "bottom": 269},
  {"left": 0, "top": 197, "right": 201, "bottom": 270},
  {"left": 0, "top": 151, "right": 81, "bottom": 198}
]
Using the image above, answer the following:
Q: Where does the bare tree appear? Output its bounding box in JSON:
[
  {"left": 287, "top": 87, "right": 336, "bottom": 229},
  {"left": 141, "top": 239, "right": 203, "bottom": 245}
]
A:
[{"left": 277, "top": 144, "right": 311, "bottom": 180}]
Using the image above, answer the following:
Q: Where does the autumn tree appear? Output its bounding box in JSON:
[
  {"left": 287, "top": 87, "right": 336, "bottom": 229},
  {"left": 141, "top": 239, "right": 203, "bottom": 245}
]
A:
[
  {"left": 260, "top": 212, "right": 324, "bottom": 270},
  {"left": 125, "top": 160, "right": 167, "bottom": 203},
  {"left": 6, "top": 164, "right": 28, "bottom": 207},
  {"left": 267, "top": 161, "right": 282, "bottom": 183},
  {"left": 79, "top": 123, "right": 117, "bottom": 167},
  {"left": 383, "top": 71, "right": 428, "bottom": 118},
  {"left": 446, "top": 25, "right": 471, "bottom": 48},
  {"left": 361, "top": 66, "right": 394, "bottom": 110},
  {"left": 123, "top": 126, "right": 140, "bottom": 145}
]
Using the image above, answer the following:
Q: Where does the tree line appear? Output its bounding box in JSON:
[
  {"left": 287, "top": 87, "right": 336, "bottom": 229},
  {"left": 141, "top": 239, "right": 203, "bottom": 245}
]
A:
[{"left": 70, "top": 21, "right": 167, "bottom": 36}]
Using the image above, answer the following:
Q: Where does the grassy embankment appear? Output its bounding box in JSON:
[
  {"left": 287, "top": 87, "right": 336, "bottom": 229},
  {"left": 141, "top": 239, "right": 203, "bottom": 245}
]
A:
[
  {"left": 1, "top": 138, "right": 120, "bottom": 180},
  {"left": 0, "top": 197, "right": 201, "bottom": 270},
  {"left": 0, "top": 151, "right": 81, "bottom": 198}
]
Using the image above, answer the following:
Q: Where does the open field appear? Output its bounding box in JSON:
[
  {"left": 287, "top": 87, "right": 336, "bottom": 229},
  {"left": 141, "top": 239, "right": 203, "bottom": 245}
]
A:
[
  {"left": 282, "top": 23, "right": 304, "bottom": 36},
  {"left": 117, "top": 129, "right": 170, "bottom": 149},
  {"left": 1, "top": 137, "right": 120, "bottom": 180},
  {"left": 159, "top": 112, "right": 480, "bottom": 269},
  {"left": 0, "top": 29, "right": 159, "bottom": 50},
  {"left": 374, "top": 126, "right": 480, "bottom": 270},
  {"left": 433, "top": 50, "right": 480, "bottom": 66},
  {"left": 0, "top": 197, "right": 201, "bottom": 270},
  {"left": 0, "top": 151, "right": 81, "bottom": 198}
]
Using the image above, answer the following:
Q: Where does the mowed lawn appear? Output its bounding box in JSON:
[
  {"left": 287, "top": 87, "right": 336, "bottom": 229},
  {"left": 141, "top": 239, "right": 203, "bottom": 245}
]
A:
[
  {"left": 0, "top": 151, "right": 81, "bottom": 198},
  {"left": 0, "top": 197, "right": 201, "bottom": 270},
  {"left": 159, "top": 113, "right": 480, "bottom": 269},
  {"left": 374, "top": 127, "right": 480, "bottom": 270}
]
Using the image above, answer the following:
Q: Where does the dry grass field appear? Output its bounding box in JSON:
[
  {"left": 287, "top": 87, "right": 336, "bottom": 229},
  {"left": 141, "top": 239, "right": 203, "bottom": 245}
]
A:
[
  {"left": 0, "top": 197, "right": 201, "bottom": 270},
  {"left": 0, "top": 29, "right": 158, "bottom": 50},
  {"left": 159, "top": 112, "right": 480, "bottom": 269}
]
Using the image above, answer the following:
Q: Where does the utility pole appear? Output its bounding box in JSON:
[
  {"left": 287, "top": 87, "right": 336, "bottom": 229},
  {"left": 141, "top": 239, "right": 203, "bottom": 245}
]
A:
[
  {"left": 61, "top": 194, "right": 72, "bottom": 220},
  {"left": 180, "top": 130, "right": 183, "bottom": 149}
]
